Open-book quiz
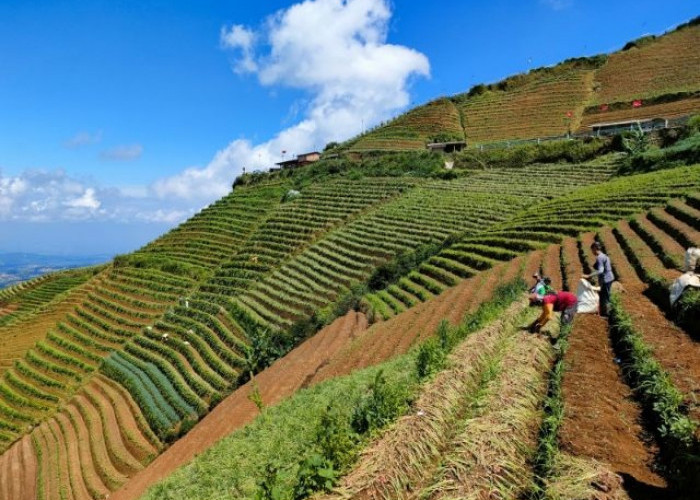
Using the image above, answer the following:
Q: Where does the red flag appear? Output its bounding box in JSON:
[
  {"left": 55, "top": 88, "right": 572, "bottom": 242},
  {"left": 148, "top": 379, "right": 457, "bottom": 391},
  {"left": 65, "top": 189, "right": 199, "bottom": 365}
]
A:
[
  {"left": 600, "top": 104, "right": 609, "bottom": 112},
  {"left": 565, "top": 111, "right": 573, "bottom": 118},
  {"left": 632, "top": 99, "right": 642, "bottom": 108}
]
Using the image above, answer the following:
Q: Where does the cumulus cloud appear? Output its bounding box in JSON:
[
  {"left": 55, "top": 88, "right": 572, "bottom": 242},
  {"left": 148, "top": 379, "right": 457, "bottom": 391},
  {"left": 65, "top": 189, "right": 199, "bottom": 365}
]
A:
[
  {"left": 155, "top": 0, "right": 429, "bottom": 200},
  {"left": 64, "top": 130, "right": 102, "bottom": 149},
  {"left": 0, "top": 169, "right": 101, "bottom": 221},
  {"left": 3, "top": 0, "right": 429, "bottom": 228},
  {"left": 221, "top": 24, "right": 258, "bottom": 73},
  {"left": 100, "top": 144, "right": 143, "bottom": 161},
  {"left": 0, "top": 169, "right": 192, "bottom": 224}
]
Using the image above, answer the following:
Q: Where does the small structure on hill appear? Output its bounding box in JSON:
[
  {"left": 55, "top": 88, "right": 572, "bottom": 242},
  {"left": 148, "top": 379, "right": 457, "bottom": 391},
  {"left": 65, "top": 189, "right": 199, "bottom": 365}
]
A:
[
  {"left": 426, "top": 141, "right": 467, "bottom": 153},
  {"left": 588, "top": 118, "right": 668, "bottom": 136},
  {"left": 275, "top": 151, "right": 321, "bottom": 169}
]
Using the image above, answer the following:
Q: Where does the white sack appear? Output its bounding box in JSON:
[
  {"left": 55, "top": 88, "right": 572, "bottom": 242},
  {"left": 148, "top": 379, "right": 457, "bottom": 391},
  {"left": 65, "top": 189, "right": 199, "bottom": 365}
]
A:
[
  {"left": 684, "top": 247, "right": 700, "bottom": 272},
  {"left": 576, "top": 278, "right": 600, "bottom": 313},
  {"left": 670, "top": 271, "right": 700, "bottom": 306}
]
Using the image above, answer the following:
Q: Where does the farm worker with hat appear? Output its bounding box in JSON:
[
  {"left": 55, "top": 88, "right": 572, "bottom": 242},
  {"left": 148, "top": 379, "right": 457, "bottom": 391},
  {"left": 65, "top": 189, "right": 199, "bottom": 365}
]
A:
[
  {"left": 528, "top": 291, "right": 578, "bottom": 333},
  {"left": 583, "top": 241, "right": 615, "bottom": 317}
]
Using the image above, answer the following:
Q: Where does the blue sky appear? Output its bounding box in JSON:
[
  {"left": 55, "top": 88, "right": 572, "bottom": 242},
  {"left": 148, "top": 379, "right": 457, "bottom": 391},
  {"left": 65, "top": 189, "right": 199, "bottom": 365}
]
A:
[{"left": 0, "top": 0, "right": 696, "bottom": 256}]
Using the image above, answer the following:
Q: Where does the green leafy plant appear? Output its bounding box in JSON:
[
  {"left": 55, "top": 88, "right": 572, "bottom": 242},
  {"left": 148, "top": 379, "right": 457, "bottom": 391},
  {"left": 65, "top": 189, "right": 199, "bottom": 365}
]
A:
[
  {"left": 351, "top": 370, "right": 410, "bottom": 435},
  {"left": 292, "top": 454, "right": 338, "bottom": 499}
]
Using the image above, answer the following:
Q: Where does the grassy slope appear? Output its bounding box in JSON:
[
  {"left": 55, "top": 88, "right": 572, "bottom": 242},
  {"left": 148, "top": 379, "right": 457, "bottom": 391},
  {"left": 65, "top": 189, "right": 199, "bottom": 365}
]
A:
[{"left": 339, "top": 21, "right": 700, "bottom": 151}]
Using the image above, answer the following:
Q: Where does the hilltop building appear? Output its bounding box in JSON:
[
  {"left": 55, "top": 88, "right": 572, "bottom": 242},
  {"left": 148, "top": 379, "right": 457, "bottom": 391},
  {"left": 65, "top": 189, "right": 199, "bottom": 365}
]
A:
[
  {"left": 275, "top": 151, "right": 321, "bottom": 169},
  {"left": 426, "top": 141, "right": 466, "bottom": 153},
  {"left": 587, "top": 117, "right": 669, "bottom": 136}
]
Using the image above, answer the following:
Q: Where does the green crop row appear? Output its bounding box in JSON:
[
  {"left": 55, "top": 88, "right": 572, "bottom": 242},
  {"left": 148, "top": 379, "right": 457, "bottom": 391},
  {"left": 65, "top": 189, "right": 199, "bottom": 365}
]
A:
[
  {"left": 101, "top": 353, "right": 180, "bottom": 440},
  {"left": 118, "top": 350, "right": 201, "bottom": 418},
  {"left": 143, "top": 330, "right": 228, "bottom": 392}
]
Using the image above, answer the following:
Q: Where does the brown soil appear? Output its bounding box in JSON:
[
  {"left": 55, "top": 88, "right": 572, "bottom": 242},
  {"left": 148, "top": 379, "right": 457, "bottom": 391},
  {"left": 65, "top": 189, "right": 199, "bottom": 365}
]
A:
[
  {"left": 524, "top": 249, "right": 545, "bottom": 283},
  {"left": 559, "top": 313, "right": 668, "bottom": 494},
  {"left": 109, "top": 311, "right": 368, "bottom": 500},
  {"left": 651, "top": 208, "right": 700, "bottom": 248},
  {"left": 0, "top": 304, "right": 18, "bottom": 318},
  {"left": 91, "top": 376, "right": 161, "bottom": 461},
  {"left": 600, "top": 222, "right": 700, "bottom": 422},
  {"left": 562, "top": 237, "right": 585, "bottom": 290},
  {"left": 81, "top": 383, "right": 144, "bottom": 474},
  {"left": 560, "top": 238, "right": 671, "bottom": 498},
  {"left": 63, "top": 403, "right": 110, "bottom": 499},
  {"left": 616, "top": 221, "right": 677, "bottom": 282},
  {"left": 312, "top": 257, "right": 524, "bottom": 385},
  {"left": 542, "top": 244, "right": 563, "bottom": 290},
  {"left": 598, "top": 228, "right": 645, "bottom": 293},
  {"left": 636, "top": 214, "right": 686, "bottom": 266},
  {"left": 20, "top": 435, "right": 38, "bottom": 500},
  {"left": 55, "top": 411, "right": 93, "bottom": 500}
]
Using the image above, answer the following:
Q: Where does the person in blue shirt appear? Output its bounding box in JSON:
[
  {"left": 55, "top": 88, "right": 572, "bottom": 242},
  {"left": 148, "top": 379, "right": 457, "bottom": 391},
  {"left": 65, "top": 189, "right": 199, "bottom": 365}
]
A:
[{"left": 583, "top": 241, "right": 615, "bottom": 317}]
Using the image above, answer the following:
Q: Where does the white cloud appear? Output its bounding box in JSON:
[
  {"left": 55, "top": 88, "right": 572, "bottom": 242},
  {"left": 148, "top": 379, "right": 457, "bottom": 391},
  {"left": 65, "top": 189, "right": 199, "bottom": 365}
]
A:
[
  {"left": 0, "top": 169, "right": 190, "bottom": 224},
  {"left": 2, "top": 0, "right": 429, "bottom": 228},
  {"left": 64, "top": 188, "right": 101, "bottom": 210},
  {"left": 64, "top": 130, "right": 102, "bottom": 149},
  {"left": 220, "top": 24, "right": 258, "bottom": 73},
  {"left": 154, "top": 0, "right": 429, "bottom": 200},
  {"left": 100, "top": 144, "right": 143, "bottom": 161}
]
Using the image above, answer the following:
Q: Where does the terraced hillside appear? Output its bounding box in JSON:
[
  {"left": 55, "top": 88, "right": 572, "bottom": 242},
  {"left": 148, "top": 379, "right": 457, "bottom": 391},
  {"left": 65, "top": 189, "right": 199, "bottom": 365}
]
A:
[
  {"left": 0, "top": 268, "right": 99, "bottom": 328},
  {"left": 0, "top": 152, "right": 697, "bottom": 500},
  {"left": 345, "top": 98, "right": 464, "bottom": 152},
  {"left": 340, "top": 19, "right": 699, "bottom": 152},
  {"left": 127, "top": 178, "right": 700, "bottom": 499},
  {"left": 1, "top": 20, "right": 699, "bottom": 499}
]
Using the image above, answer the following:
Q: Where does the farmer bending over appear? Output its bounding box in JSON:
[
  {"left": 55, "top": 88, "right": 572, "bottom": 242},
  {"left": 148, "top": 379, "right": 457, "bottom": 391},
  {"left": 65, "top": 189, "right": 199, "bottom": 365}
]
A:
[
  {"left": 583, "top": 241, "right": 615, "bottom": 317},
  {"left": 528, "top": 290, "right": 578, "bottom": 333}
]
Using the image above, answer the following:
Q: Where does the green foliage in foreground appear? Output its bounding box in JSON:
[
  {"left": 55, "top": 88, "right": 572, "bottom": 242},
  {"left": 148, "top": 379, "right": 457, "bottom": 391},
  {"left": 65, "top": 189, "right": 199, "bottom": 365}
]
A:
[
  {"left": 531, "top": 323, "right": 572, "bottom": 498},
  {"left": 142, "top": 279, "right": 526, "bottom": 500}
]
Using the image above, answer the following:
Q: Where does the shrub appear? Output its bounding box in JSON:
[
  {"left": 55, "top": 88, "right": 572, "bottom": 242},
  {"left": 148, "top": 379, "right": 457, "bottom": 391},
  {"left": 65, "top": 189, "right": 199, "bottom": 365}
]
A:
[
  {"left": 351, "top": 370, "right": 410, "bottom": 435},
  {"left": 416, "top": 320, "right": 453, "bottom": 379},
  {"left": 314, "top": 406, "right": 358, "bottom": 471},
  {"left": 675, "top": 288, "right": 700, "bottom": 337},
  {"left": 292, "top": 454, "right": 338, "bottom": 499},
  {"left": 620, "top": 131, "right": 700, "bottom": 174},
  {"left": 368, "top": 243, "right": 443, "bottom": 291},
  {"left": 454, "top": 138, "right": 608, "bottom": 170}
]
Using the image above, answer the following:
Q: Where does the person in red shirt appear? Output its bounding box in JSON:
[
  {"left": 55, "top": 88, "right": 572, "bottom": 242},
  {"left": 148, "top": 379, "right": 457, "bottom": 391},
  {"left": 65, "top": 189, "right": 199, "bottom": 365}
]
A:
[{"left": 528, "top": 291, "right": 578, "bottom": 333}]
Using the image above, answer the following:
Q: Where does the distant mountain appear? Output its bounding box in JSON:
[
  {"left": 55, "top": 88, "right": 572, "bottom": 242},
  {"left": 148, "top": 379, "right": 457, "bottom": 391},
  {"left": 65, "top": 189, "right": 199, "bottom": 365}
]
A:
[{"left": 0, "top": 252, "right": 109, "bottom": 288}]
